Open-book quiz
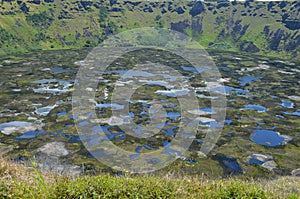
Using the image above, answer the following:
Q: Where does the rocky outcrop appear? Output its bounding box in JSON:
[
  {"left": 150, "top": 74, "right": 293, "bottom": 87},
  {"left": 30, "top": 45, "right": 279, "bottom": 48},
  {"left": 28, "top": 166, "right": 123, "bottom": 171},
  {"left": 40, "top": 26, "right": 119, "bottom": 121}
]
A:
[
  {"left": 189, "top": 1, "right": 205, "bottom": 17},
  {"left": 249, "top": 154, "right": 277, "bottom": 171},
  {"left": 80, "top": 1, "right": 93, "bottom": 10},
  {"left": 29, "top": 0, "right": 40, "bottom": 5},
  {"left": 240, "top": 41, "right": 260, "bottom": 53},
  {"left": 170, "top": 17, "right": 203, "bottom": 35},
  {"left": 176, "top": 6, "right": 185, "bottom": 15},
  {"left": 110, "top": 0, "right": 118, "bottom": 6},
  {"left": 124, "top": 1, "right": 141, "bottom": 7},
  {"left": 20, "top": 2, "right": 29, "bottom": 13},
  {"left": 58, "top": 10, "right": 73, "bottom": 19},
  {"left": 216, "top": 2, "right": 230, "bottom": 9},
  {"left": 285, "top": 35, "right": 300, "bottom": 52},
  {"left": 170, "top": 20, "right": 189, "bottom": 34},
  {"left": 191, "top": 17, "right": 203, "bottom": 34},
  {"left": 283, "top": 21, "right": 300, "bottom": 30},
  {"left": 269, "top": 29, "right": 284, "bottom": 51},
  {"left": 291, "top": 169, "right": 300, "bottom": 176},
  {"left": 143, "top": 6, "right": 153, "bottom": 13}
]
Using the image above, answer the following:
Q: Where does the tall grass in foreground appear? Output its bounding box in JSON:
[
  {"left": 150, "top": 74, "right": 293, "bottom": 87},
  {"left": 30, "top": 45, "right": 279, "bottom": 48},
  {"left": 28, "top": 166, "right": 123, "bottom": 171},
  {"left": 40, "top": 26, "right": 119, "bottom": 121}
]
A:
[{"left": 0, "top": 158, "right": 299, "bottom": 199}]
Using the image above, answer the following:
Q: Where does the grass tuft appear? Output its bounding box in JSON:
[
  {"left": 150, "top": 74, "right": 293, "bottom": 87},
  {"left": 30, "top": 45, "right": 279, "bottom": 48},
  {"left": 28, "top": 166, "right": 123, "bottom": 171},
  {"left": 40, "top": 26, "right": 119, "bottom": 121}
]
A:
[{"left": 0, "top": 157, "right": 299, "bottom": 198}]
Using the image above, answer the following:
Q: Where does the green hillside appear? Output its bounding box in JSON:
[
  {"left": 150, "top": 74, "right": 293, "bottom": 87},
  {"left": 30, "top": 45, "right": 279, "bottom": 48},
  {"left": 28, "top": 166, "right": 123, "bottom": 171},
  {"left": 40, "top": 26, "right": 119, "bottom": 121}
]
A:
[{"left": 0, "top": 0, "right": 299, "bottom": 59}]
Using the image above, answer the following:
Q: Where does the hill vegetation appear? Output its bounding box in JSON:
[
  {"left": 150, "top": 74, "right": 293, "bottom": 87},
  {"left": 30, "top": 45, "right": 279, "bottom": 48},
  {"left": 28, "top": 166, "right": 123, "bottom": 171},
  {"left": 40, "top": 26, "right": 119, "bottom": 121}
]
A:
[{"left": 0, "top": 0, "right": 299, "bottom": 59}]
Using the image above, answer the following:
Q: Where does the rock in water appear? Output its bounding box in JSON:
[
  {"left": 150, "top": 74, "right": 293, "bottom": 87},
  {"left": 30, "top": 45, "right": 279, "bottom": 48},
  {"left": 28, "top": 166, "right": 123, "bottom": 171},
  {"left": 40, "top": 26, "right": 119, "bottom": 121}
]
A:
[
  {"left": 291, "top": 169, "right": 300, "bottom": 176},
  {"left": 249, "top": 154, "right": 277, "bottom": 171},
  {"left": 37, "top": 141, "right": 69, "bottom": 157}
]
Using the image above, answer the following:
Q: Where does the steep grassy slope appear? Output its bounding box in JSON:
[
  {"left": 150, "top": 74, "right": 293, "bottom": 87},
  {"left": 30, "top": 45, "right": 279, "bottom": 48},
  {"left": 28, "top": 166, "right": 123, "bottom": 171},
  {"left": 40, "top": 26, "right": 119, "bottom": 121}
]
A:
[{"left": 0, "top": 0, "right": 299, "bottom": 59}]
